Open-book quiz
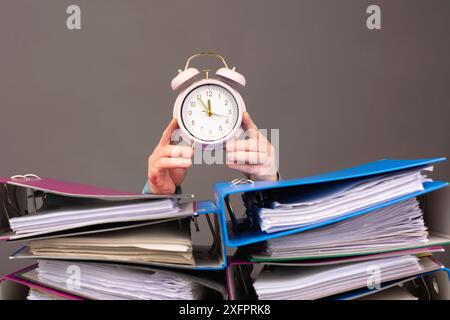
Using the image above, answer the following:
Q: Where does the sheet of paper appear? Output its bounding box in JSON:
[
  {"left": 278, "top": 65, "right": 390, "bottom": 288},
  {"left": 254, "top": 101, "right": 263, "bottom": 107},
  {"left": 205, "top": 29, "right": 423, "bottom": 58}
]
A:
[
  {"left": 28, "top": 220, "right": 195, "bottom": 266},
  {"left": 9, "top": 199, "right": 191, "bottom": 236},
  {"left": 253, "top": 198, "right": 430, "bottom": 260},
  {"left": 258, "top": 167, "right": 432, "bottom": 233},
  {"left": 26, "top": 289, "right": 62, "bottom": 300},
  {"left": 253, "top": 255, "right": 439, "bottom": 300},
  {"left": 33, "top": 260, "right": 205, "bottom": 300}
]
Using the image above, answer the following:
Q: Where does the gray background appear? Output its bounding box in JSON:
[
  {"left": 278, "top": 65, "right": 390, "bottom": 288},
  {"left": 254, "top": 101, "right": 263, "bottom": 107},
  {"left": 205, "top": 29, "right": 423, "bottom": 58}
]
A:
[{"left": 1, "top": 0, "right": 449, "bottom": 275}]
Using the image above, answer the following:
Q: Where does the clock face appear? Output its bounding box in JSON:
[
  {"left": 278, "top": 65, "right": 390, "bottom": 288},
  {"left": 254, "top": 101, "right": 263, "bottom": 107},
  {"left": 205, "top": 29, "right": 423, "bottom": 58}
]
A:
[{"left": 181, "top": 84, "right": 239, "bottom": 142}]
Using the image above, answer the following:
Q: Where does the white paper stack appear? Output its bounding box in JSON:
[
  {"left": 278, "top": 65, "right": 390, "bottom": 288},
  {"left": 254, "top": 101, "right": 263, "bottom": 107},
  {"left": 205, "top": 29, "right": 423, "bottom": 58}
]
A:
[
  {"left": 9, "top": 199, "right": 183, "bottom": 236},
  {"left": 258, "top": 167, "right": 431, "bottom": 233},
  {"left": 28, "top": 220, "right": 194, "bottom": 266},
  {"left": 26, "top": 289, "right": 59, "bottom": 300},
  {"left": 253, "top": 255, "right": 425, "bottom": 300},
  {"left": 35, "top": 260, "right": 205, "bottom": 300},
  {"left": 253, "top": 198, "right": 429, "bottom": 260}
]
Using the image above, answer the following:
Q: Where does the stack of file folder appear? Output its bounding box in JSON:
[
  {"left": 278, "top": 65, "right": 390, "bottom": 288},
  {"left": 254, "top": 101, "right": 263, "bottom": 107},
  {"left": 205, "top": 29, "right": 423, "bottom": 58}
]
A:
[
  {"left": 0, "top": 176, "right": 227, "bottom": 300},
  {"left": 1, "top": 158, "right": 450, "bottom": 300},
  {"left": 218, "top": 158, "right": 450, "bottom": 300}
]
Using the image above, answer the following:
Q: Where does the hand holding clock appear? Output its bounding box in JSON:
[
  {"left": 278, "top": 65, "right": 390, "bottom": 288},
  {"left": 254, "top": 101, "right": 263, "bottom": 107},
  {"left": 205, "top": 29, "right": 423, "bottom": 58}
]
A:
[
  {"left": 147, "top": 112, "right": 277, "bottom": 195},
  {"left": 226, "top": 112, "right": 278, "bottom": 182},
  {"left": 147, "top": 119, "right": 193, "bottom": 194}
]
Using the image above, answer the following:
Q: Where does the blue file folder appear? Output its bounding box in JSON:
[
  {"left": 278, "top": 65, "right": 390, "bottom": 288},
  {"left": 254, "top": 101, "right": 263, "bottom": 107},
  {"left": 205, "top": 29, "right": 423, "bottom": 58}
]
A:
[{"left": 214, "top": 158, "right": 449, "bottom": 247}]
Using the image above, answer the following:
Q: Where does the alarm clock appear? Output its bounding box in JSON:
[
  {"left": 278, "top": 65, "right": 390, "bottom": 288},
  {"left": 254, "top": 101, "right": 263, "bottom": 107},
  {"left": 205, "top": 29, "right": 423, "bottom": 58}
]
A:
[{"left": 171, "top": 52, "right": 246, "bottom": 148}]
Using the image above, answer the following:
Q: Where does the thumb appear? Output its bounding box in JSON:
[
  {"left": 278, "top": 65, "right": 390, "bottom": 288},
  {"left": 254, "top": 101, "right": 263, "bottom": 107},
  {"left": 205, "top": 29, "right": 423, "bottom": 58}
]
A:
[
  {"left": 242, "top": 112, "right": 259, "bottom": 138},
  {"left": 159, "top": 118, "right": 179, "bottom": 146}
]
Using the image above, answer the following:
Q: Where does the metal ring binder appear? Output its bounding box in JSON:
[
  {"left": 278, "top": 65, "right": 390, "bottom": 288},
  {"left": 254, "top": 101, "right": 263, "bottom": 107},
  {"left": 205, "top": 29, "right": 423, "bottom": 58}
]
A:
[
  {"left": 225, "top": 196, "right": 239, "bottom": 232},
  {"left": 237, "top": 264, "right": 252, "bottom": 297},
  {"left": 1, "top": 185, "right": 22, "bottom": 219},
  {"left": 205, "top": 214, "right": 220, "bottom": 257},
  {"left": 2, "top": 174, "right": 46, "bottom": 219},
  {"left": 188, "top": 213, "right": 221, "bottom": 257},
  {"left": 24, "top": 174, "right": 41, "bottom": 180},
  {"left": 192, "top": 216, "right": 200, "bottom": 232},
  {"left": 226, "top": 178, "right": 266, "bottom": 232},
  {"left": 420, "top": 276, "right": 431, "bottom": 300},
  {"left": 10, "top": 174, "right": 41, "bottom": 181},
  {"left": 231, "top": 178, "right": 254, "bottom": 185}
]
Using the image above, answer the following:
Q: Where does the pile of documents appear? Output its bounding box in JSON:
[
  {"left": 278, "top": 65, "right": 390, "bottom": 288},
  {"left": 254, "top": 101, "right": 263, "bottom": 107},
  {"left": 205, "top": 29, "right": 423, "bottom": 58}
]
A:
[
  {"left": 220, "top": 159, "right": 450, "bottom": 300},
  {"left": 26, "top": 289, "right": 63, "bottom": 300},
  {"left": 0, "top": 175, "right": 228, "bottom": 299},
  {"left": 252, "top": 198, "right": 430, "bottom": 260},
  {"left": 28, "top": 220, "right": 195, "bottom": 266},
  {"left": 1, "top": 158, "right": 449, "bottom": 300},
  {"left": 245, "top": 194, "right": 448, "bottom": 300},
  {"left": 8, "top": 199, "right": 182, "bottom": 236},
  {"left": 257, "top": 167, "right": 431, "bottom": 233},
  {"left": 252, "top": 255, "right": 437, "bottom": 300},
  {"left": 32, "top": 260, "right": 206, "bottom": 300}
]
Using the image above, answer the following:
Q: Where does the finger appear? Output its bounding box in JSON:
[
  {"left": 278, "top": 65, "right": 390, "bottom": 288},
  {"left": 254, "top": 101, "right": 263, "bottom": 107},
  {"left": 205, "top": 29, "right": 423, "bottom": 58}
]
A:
[
  {"left": 227, "top": 163, "right": 278, "bottom": 179},
  {"left": 241, "top": 112, "right": 260, "bottom": 138},
  {"left": 242, "top": 112, "right": 259, "bottom": 138},
  {"left": 226, "top": 138, "right": 271, "bottom": 153},
  {"left": 159, "top": 118, "right": 179, "bottom": 146},
  {"left": 149, "top": 167, "right": 166, "bottom": 186},
  {"left": 226, "top": 163, "right": 262, "bottom": 175},
  {"left": 161, "top": 145, "right": 193, "bottom": 159},
  {"left": 242, "top": 112, "right": 258, "bottom": 131},
  {"left": 169, "top": 168, "right": 187, "bottom": 186},
  {"left": 156, "top": 157, "right": 192, "bottom": 169},
  {"left": 227, "top": 151, "right": 269, "bottom": 165}
]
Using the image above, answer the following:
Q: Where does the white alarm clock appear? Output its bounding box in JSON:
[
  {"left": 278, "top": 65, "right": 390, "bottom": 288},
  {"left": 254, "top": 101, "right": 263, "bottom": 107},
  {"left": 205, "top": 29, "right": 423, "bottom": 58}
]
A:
[{"left": 172, "top": 52, "right": 246, "bottom": 148}]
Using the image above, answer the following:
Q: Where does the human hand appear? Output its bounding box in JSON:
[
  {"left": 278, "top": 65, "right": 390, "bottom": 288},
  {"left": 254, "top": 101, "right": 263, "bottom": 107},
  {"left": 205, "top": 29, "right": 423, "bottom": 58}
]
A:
[
  {"left": 147, "top": 118, "right": 193, "bottom": 194},
  {"left": 226, "top": 112, "right": 278, "bottom": 181}
]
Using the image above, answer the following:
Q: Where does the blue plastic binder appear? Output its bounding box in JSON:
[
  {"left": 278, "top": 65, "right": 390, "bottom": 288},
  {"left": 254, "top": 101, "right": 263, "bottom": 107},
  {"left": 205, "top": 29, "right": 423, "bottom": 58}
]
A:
[{"left": 214, "top": 158, "right": 449, "bottom": 247}]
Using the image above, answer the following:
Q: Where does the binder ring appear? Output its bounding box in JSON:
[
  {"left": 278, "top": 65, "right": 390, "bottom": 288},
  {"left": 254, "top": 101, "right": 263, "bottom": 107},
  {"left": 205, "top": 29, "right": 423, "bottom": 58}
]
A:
[
  {"left": 10, "top": 173, "right": 41, "bottom": 181},
  {"left": 231, "top": 178, "right": 254, "bottom": 185}
]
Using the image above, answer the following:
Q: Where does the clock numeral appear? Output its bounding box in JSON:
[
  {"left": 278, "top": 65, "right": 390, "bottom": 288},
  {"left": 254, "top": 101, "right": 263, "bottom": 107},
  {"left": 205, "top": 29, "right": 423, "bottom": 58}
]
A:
[
  {"left": 228, "top": 109, "right": 232, "bottom": 115},
  {"left": 225, "top": 100, "right": 229, "bottom": 106},
  {"left": 218, "top": 93, "right": 221, "bottom": 99},
  {"left": 219, "top": 125, "right": 223, "bottom": 132},
  {"left": 190, "top": 101, "right": 196, "bottom": 107},
  {"left": 196, "top": 94, "right": 201, "bottom": 100},
  {"left": 191, "top": 120, "right": 195, "bottom": 125},
  {"left": 188, "top": 110, "right": 192, "bottom": 116},
  {"left": 206, "top": 90, "right": 212, "bottom": 97},
  {"left": 225, "top": 118, "right": 229, "bottom": 124}
]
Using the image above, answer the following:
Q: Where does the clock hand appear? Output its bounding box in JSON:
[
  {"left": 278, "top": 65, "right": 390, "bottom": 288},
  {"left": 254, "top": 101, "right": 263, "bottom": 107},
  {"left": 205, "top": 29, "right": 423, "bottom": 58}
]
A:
[
  {"left": 197, "top": 97, "right": 211, "bottom": 116},
  {"left": 207, "top": 99, "right": 212, "bottom": 116},
  {"left": 212, "top": 112, "right": 229, "bottom": 118},
  {"left": 202, "top": 110, "right": 229, "bottom": 118}
]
